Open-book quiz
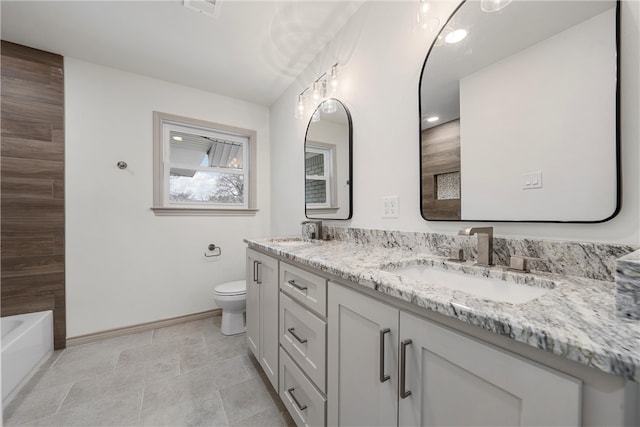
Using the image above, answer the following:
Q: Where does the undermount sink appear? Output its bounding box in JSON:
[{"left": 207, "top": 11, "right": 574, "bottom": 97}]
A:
[
  {"left": 385, "top": 264, "right": 553, "bottom": 304},
  {"left": 264, "top": 237, "right": 316, "bottom": 247}
]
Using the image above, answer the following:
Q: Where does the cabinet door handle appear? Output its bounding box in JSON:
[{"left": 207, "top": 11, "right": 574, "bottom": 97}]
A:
[
  {"left": 287, "top": 279, "right": 308, "bottom": 291},
  {"left": 253, "top": 260, "right": 259, "bottom": 282},
  {"left": 287, "top": 327, "right": 308, "bottom": 344},
  {"left": 287, "top": 387, "right": 307, "bottom": 411},
  {"left": 379, "top": 328, "right": 391, "bottom": 383},
  {"left": 256, "top": 261, "right": 262, "bottom": 284},
  {"left": 400, "top": 339, "right": 413, "bottom": 399}
]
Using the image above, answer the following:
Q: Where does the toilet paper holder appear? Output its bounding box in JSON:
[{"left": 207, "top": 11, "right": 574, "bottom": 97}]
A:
[{"left": 204, "top": 244, "right": 222, "bottom": 257}]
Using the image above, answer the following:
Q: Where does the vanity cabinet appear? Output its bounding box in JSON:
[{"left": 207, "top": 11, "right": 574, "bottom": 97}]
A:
[
  {"left": 328, "top": 284, "right": 582, "bottom": 427},
  {"left": 327, "top": 282, "right": 399, "bottom": 426},
  {"left": 279, "top": 262, "right": 328, "bottom": 426},
  {"left": 246, "top": 248, "right": 279, "bottom": 390}
]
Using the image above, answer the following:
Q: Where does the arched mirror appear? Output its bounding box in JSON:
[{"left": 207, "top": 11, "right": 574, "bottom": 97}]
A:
[
  {"left": 305, "top": 99, "right": 353, "bottom": 220},
  {"left": 419, "top": 0, "right": 619, "bottom": 222}
]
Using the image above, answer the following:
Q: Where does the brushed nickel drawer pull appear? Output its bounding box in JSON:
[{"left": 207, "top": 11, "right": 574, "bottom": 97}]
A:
[
  {"left": 287, "top": 327, "right": 308, "bottom": 344},
  {"left": 400, "top": 338, "right": 413, "bottom": 399},
  {"left": 287, "top": 387, "right": 307, "bottom": 411},
  {"left": 288, "top": 279, "right": 308, "bottom": 291},
  {"left": 379, "top": 328, "right": 391, "bottom": 383}
]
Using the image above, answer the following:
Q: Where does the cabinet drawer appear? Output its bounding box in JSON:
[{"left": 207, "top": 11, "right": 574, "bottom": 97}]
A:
[
  {"left": 280, "top": 292, "right": 326, "bottom": 392},
  {"left": 280, "top": 262, "right": 327, "bottom": 316},
  {"left": 280, "top": 348, "right": 326, "bottom": 427}
]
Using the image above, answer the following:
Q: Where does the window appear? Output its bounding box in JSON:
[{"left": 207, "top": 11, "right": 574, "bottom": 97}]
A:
[
  {"left": 305, "top": 143, "right": 336, "bottom": 209},
  {"left": 153, "top": 112, "right": 257, "bottom": 215}
]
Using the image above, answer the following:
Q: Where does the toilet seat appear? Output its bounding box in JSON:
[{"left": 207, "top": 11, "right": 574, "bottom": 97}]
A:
[{"left": 214, "top": 280, "right": 246, "bottom": 296}]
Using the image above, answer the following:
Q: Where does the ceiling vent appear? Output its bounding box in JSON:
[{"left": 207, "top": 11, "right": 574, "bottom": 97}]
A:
[{"left": 184, "top": 0, "right": 219, "bottom": 18}]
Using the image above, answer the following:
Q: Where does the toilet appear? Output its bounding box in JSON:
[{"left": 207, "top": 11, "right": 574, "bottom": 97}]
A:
[{"left": 213, "top": 280, "right": 246, "bottom": 335}]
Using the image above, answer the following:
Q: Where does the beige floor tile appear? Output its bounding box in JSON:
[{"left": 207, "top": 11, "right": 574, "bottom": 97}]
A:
[
  {"left": 58, "top": 368, "right": 145, "bottom": 413},
  {"left": 230, "top": 406, "right": 296, "bottom": 427},
  {"left": 22, "top": 389, "right": 143, "bottom": 427},
  {"left": 220, "top": 377, "right": 280, "bottom": 425},
  {"left": 53, "top": 331, "right": 153, "bottom": 368},
  {"left": 3, "top": 383, "right": 71, "bottom": 426},
  {"left": 27, "top": 353, "right": 117, "bottom": 392},
  {"left": 5, "top": 315, "right": 291, "bottom": 427},
  {"left": 141, "top": 390, "right": 228, "bottom": 426},
  {"left": 141, "top": 356, "right": 250, "bottom": 417}
]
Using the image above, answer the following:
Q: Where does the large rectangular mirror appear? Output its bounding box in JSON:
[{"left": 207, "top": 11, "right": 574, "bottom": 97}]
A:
[
  {"left": 305, "top": 99, "right": 353, "bottom": 220},
  {"left": 419, "top": 0, "right": 619, "bottom": 222}
]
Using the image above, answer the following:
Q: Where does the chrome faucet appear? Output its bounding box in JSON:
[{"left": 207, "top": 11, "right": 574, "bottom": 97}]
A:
[
  {"left": 301, "top": 220, "right": 323, "bottom": 240},
  {"left": 458, "top": 226, "right": 493, "bottom": 266}
]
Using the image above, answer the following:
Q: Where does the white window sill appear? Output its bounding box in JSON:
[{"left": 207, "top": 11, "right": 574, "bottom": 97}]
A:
[
  {"left": 306, "top": 207, "right": 340, "bottom": 214},
  {"left": 151, "top": 207, "right": 259, "bottom": 216}
]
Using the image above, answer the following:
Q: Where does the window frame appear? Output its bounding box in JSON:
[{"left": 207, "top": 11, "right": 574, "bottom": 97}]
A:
[{"left": 152, "top": 111, "right": 258, "bottom": 216}]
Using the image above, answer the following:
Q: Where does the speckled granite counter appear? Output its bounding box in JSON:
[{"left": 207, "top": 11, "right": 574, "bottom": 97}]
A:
[{"left": 245, "top": 236, "right": 640, "bottom": 382}]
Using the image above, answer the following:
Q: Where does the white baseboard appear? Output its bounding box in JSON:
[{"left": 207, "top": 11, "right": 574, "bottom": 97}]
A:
[{"left": 66, "top": 309, "right": 221, "bottom": 347}]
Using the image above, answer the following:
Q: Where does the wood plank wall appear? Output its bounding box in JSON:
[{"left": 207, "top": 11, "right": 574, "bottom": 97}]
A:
[
  {"left": 421, "top": 119, "right": 461, "bottom": 220},
  {"left": 1, "top": 41, "right": 66, "bottom": 349}
]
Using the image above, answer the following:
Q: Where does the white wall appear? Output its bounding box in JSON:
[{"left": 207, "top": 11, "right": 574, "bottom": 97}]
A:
[
  {"left": 270, "top": 0, "right": 639, "bottom": 245},
  {"left": 65, "top": 58, "right": 271, "bottom": 337},
  {"left": 460, "top": 8, "right": 616, "bottom": 221}
]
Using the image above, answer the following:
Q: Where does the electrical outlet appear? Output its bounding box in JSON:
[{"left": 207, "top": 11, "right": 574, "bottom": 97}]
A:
[
  {"left": 383, "top": 196, "right": 399, "bottom": 218},
  {"left": 522, "top": 171, "right": 543, "bottom": 190}
]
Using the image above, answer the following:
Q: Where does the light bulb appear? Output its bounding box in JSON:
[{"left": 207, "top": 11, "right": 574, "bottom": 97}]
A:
[
  {"left": 329, "top": 65, "right": 338, "bottom": 92},
  {"left": 481, "top": 0, "right": 512, "bottom": 13},
  {"left": 322, "top": 99, "right": 337, "bottom": 114},
  {"left": 295, "top": 94, "right": 305, "bottom": 119},
  {"left": 312, "top": 82, "right": 321, "bottom": 103},
  {"left": 445, "top": 28, "right": 467, "bottom": 44}
]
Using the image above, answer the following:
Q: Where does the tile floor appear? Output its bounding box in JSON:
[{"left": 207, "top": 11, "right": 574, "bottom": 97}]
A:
[{"left": 3, "top": 316, "right": 295, "bottom": 426}]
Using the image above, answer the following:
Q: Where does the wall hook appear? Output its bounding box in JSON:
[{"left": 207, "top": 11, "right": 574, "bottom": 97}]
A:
[
  {"left": 117, "top": 161, "right": 128, "bottom": 169},
  {"left": 204, "top": 244, "right": 222, "bottom": 257}
]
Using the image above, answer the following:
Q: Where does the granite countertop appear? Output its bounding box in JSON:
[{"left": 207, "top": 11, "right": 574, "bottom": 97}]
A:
[{"left": 245, "top": 236, "right": 640, "bottom": 382}]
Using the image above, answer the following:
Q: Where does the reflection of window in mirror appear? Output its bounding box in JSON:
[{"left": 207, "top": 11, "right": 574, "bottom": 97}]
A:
[
  {"left": 305, "top": 143, "right": 337, "bottom": 210},
  {"left": 152, "top": 111, "right": 257, "bottom": 215}
]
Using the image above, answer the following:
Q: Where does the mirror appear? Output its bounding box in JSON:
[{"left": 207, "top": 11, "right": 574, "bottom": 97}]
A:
[
  {"left": 420, "top": 0, "right": 619, "bottom": 222},
  {"left": 305, "top": 99, "right": 353, "bottom": 220}
]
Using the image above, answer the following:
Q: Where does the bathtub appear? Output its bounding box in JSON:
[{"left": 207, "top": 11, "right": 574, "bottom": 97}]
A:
[{"left": 1, "top": 311, "right": 53, "bottom": 406}]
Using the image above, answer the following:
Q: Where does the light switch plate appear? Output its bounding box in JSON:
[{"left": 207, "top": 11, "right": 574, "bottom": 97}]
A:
[
  {"left": 522, "top": 171, "right": 543, "bottom": 190},
  {"left": 383, "top": 196, "right": 399, "bottom": 218}
]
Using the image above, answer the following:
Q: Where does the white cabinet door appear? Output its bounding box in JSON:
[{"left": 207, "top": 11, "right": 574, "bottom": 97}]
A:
[
  {"left": 246, "top": 248, "right": 261, "bottom": 359},
  {"left": 246, "top": 248, "right": 279, "bottom": 391},
  {"left": 327, "top": 283, "right": 399, "bottom": 427},
  {"left": 398, "top": 311, "right": 582, "bottom": 427}
]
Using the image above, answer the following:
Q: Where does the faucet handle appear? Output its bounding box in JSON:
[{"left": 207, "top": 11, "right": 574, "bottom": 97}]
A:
[{"left": 509, "top": 255, "right": 547, "bottom": 272}]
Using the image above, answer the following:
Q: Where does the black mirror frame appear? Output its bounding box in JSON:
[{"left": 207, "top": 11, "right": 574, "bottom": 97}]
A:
[
  {"left": 417, "top": 0, "right": 621, "bottom": 224},
  {"left": 304, "top": 98, "right": 353, "bottom": 221}
]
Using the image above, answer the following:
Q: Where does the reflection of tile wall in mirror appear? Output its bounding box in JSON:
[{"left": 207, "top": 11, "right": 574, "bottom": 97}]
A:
[{"left": 436, "top": 171, "right": 461, "bottom": 200}]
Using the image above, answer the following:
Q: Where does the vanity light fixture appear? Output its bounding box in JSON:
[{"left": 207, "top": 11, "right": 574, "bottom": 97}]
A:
[
  {"left": 481, "top": 0, "right": 513, "bottom": 13},
  {"left": 416, "top": 0, "right": 440, "bottom": 32},
  {"left": 295, "top": 63, "right": 340, "bottom": 120}
]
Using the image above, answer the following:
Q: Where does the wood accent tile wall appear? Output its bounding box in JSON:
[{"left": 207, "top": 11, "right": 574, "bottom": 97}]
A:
[
  {"left": 421, "top": 119, "right": 461, "bottom": 220},
  {"left": 1, "top": 41, "right": 66, "bottom": 349}
]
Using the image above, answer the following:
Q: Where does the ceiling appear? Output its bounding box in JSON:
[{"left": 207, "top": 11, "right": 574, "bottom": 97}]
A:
[
  {"left": 0, "top": 0, "right": 364, "bottom": 106},
  {"left": 420, "top": 0, "right": 616, "bottom": 128}
]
